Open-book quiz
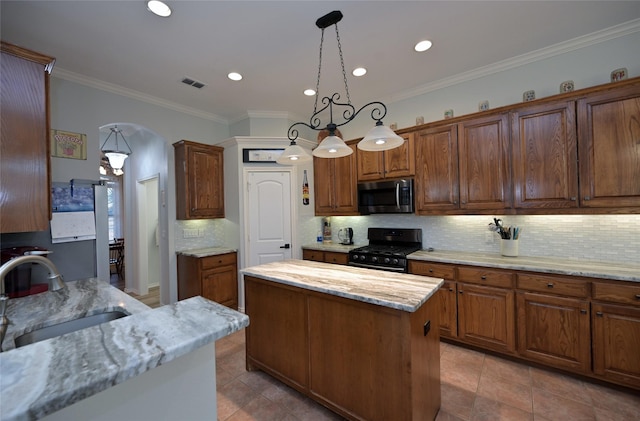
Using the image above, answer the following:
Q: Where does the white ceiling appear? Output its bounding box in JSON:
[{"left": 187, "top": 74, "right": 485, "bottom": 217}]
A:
[{"left": 2, "top": 1, "right": 640, "bottom": 124}]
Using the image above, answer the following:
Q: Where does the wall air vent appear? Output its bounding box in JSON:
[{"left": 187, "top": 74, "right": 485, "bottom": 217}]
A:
[{"left": 181, "top": 77, "right": 206, "bottom": 89}]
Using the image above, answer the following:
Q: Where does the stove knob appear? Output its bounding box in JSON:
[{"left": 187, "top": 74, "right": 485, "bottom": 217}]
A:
[
  {"left": 360, "top": 255, "right": 366, "bottom": 261},
  {"left": 372, "top": 256, "right": 378, "bottom": 262},
  {"left": 384, "top": 257, "right": 391, "bottom": 264},
  {"left": 352, "top": 254, "right": 358, "bottom": 261},
  {"left": 392, "top": 258, "right": 399, "bottom": 265}
]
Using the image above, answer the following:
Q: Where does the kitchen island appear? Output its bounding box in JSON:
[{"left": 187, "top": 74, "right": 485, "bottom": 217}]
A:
[
  {"left": 0, "top": 278, "right": 249, "bottom": 421},
  {"left": 241, "top": 259, "right": 444, "bottom": 421}
]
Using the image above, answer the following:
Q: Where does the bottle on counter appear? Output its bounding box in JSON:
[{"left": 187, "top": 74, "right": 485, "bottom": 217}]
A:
[
  {"left": 317, "top": 230, "right": 323, "bottom": 243},
  {"left": 302, "top": 170, "right": 310, "bottom": 205},
  {"left": 323, "top": 219, "right": 332, "bottom": 243}
]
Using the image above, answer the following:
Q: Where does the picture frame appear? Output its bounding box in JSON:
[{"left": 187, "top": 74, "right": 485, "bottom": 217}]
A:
[{"left": 50, "top": 129, "right": 87, "bottom": 160}]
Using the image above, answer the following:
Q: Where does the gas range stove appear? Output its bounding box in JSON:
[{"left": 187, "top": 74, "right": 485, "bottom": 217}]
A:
[{"left": 348, "top": 228, "right": 422, "bottom": 273}]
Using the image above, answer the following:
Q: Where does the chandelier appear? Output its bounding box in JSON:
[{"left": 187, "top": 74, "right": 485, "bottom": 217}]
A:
[
  {"left": 100, "top": 126, "right": 132, "bottom": 170},
  {"left": 279, "top": 10, "right": 404, "bottom": 164}
]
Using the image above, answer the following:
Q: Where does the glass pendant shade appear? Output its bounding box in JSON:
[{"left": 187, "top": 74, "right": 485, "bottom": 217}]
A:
[
  {"left": 357, "top": 123, "right": 405, "bottom": 151},
  {"left": 104, "top": 152, "right": 129, "bottom": 170},
  {"left": 313, "top": 135, "right": 353, "bottom": 158},
  {"left": 276, "top": 142, "right": 312, "bottom": 165}
]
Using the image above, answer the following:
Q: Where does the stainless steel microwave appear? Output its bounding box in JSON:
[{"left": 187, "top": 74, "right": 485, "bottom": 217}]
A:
[{"left": 357, "top": 179, "right": 414, "bottom": 215}]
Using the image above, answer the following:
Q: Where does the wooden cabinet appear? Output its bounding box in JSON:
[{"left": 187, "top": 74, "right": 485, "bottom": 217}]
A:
[
  {"left": 455, "top": 266, "right": 515, "bottom": 353},
  {"left": 409, "top": 261, "right": 457, "bottom": 338},
  {"left": 1, "top": 42, "right": 55, "bottom": 233},
  {"left": 415, "top": 124, "right": 459, "bottom": 212},
  {"left": 591, "top": 281, "right": 640, "bottom": 389},
  {"left": 510, "top": 101, "right": 579, "bottom": 209},
  {"left": 577, "top": 83, "right": 640, "bottom": 208},
  {"left": 177, "top": 252, "right": 238, "bottom": 309},
  {"left": 173, "top": 140, "right": 224, "bottom": 219},
  {"left": 302, "top": 249, "right": 349, "bottom": 265},
  {"left": 356, "top": 132, "right": 415, "bottom": 181},
  {"left": 415, "top": 113, "right": 511, "bottom": 214},
  {"left": 245, "top": 274, "right": 441, "bottom": 421},
  {"left": 516, "top": 273, "right": 591, "bottom": 373},
  {"left": 314, "top": 143, "right": 358, "bottom": 215}
]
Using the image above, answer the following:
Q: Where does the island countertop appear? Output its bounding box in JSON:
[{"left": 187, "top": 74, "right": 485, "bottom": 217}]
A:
[
  {"left": 0, "top": 278, "right": 249, "bottom": 421},
  {"left": 240, "top": 259, "right": 443, "bottom": 312}
]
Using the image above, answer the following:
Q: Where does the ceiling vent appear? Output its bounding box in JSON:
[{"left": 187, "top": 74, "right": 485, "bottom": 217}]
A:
[{"left": 181, "top": 77, "right": 206, "bottom": 89}]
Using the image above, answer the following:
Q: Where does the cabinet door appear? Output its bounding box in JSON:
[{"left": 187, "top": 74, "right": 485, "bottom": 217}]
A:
[
  {"left": 458, "top": 114, "right": 511, "bottom": 211},
  {"left": 415, "top": 124, "right": 460, "bottom": 213},
  {"left": 302, "top": 249, "right": 324, "bottom": 262},
  {"left": 333, "top": 144, "right": 358, "bottom": 214},
  {"left": 356, "top": 146, "right": 385, "bottom": 181},
  {"left": 577, "top": 84, "right": 640, "bottom": 208},
  {"left": 383, "top": 132, "right": 416, "bottom": 179},
  {"left": 438, "top": 281, "right": 458, "bottom": 338},
  {"left": 511, "top": 101, "right": 579, "bottom": 209},
  {"left": 592, "top": 303, "right": 640, "bottom": 389},
  {"left": 517, "top": 292, "right": 591, "bottom": 373},
  {"left": 458, "top": 283, "right": 515, "bottom": 353},
  {"left": 189, "top": 144, "right": 224, "bottom": 218},
  {"left": 324, "top": 251, "right": 349, "bottom": 265},
  {"left": 202, "top": 264, "right": 238, "bottom": 309},
  {"left": 1, "top": 47, "right": 54, "bottom": 233},
  {"left": 313, "top": 154, "right": 335, "bottom": 214}
]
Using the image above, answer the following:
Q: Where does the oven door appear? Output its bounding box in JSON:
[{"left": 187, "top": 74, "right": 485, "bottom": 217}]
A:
[{"left": 348, "top": 260, "right": 408, "bottom": 273}]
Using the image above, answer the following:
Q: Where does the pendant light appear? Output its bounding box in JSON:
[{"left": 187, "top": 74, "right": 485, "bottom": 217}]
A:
[
  {"left": 286, "top": 10, "right": 403, "bottom": 159},
  {"left": 100, "top": 126, "right": 132, "bottom": 170}
]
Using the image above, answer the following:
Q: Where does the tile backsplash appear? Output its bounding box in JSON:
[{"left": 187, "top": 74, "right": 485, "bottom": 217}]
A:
[
  {"left": 174, "top": 219, "right": 226, "bottom": 251},
  {"left": 303, "top": 214, "right": 640, "bottom": 265}
]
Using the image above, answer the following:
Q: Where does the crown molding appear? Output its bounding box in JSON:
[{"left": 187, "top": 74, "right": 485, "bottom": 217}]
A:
[
  {"left": 51, "top": 68, "right": 229, "bottom": 124},
  {"left": 388, "top": 18, "right": 640, "bottom": 103}
]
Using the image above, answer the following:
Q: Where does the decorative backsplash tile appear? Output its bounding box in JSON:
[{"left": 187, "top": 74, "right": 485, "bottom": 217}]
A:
[
  {"left": 301, "top": 214, "right": 640, "bottom": 265},
  {"left": 175, "top": 219, "right": 226, "bottom": 251}
]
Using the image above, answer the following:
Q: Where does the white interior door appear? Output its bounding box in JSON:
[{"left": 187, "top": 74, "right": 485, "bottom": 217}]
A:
[{"left": 247, "top": 171, "right": 292, "bottom": 266}]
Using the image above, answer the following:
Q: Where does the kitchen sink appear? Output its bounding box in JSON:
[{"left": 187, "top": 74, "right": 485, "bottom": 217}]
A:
[{"left": 14, "top": 310, "right": 129, "bottom": 348}]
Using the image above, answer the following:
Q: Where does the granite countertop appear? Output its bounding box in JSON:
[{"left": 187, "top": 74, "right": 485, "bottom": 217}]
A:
[
  {"left": 177, "top": 246, "right": 237, "bottom": 258},
  {"left": 0, "top": 278, "right": 249, "bottom": 421},
  {"left": 302, "top": 242, "right": 364, "bottom": 252},
  {"left": 409, "top": 250, "right": 640, "bottom": 283},
  {"left": 240, "top": 259, "right": 443, "bottom": 312}
]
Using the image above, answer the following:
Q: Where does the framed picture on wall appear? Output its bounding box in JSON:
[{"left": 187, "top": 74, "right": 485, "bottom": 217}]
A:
[{"left": 50, "top": 129, "right": 87, "bottom": 160}]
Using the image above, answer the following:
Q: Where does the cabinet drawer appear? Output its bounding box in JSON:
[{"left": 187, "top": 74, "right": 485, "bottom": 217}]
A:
[
  {"left": 409, "top": 261, "right": 455, "bottom": 279},
  {"left": 592, "top": 281, "right": 640, "bottom": 307},
  {"left": 303, "top": 249, "right": 324, "bottom": 262},
  {"left": 324, "top": 251, "right": 349, "bottom": 265},
  {"left": 458, "top": 266, "right": 514, "bottom": 288},
  {"left": 201, "top": 252, "right": 236, "bottom": 270},
  {"left": 517, "top": 273, "right": 590, "bottom": 298}
]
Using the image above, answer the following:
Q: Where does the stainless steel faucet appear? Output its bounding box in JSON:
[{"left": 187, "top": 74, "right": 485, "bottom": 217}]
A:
[{"left": 0, "top": 255, "right": 65, "bottom": 351}]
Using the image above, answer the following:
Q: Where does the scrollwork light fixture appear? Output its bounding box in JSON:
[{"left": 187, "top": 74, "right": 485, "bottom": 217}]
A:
[{"left": 283, "top": 10, "right": 404, "bottom": 162}]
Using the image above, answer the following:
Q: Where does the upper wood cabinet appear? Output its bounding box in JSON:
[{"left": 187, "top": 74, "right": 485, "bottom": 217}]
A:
[
  {"left": 173, "top": 140, "right": 225, "bottom": 219},
  {"left": 314, "top": 143, "right": 358, "bottom": 216},
  {"left": 415, "top": 113, "right": 511, "bottom": 214},
  {"left": 356, "top": 132, "right": 415, "bottom": 181},
  {"left": 1, "top": 41, "right": 55, "bottom": 233},
  {"left": 511, "top": 100, "right": 579, "bottom": 209},
  {"left": 577, "top": 83, "right": 640, "bottom": 208}
]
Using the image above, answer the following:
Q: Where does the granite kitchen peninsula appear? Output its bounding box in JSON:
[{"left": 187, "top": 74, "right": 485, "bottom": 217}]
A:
[
  {"left": 241, "top": 259, "right": 444, "bottom": 421},
  {"left": 0, "top": 278, "right": 248, "bottom": 421}
]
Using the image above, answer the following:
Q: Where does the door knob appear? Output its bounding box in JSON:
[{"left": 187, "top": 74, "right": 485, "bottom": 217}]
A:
[{"left": 279, "top": 244, "right": 291, "bottom": 249}]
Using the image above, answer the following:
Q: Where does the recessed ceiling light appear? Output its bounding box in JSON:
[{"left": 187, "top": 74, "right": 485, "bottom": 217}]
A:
[
  {"left": 414, "top": 40, "right": 433, "bottom": 52},
  {"left": 228, "top": 72, "right": 242, "bottom": 81},
  {"left": 147, "top": 1, "right": 171, "bottom": 17},
  {"left": 352, "top": 67, "right": 367, "bottom": 77},
  {"left": 304, "top": 89, "right": 316, "bottom": 96}
]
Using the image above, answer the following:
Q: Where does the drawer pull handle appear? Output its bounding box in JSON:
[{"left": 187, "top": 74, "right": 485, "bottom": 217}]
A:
[
  {"left": 481, "top": 276, "right": 487, "bottom": 280},
  {"left": 636, "top": 295, "right": 640, "bottom": 300},
  {"left": 596, "top": 311, "right": 603, "bottom": 317},
  {"left": 580, "top": 309, "right": 587, "bottom": 315},
  {"left": 459, "top": 291, "right": 464, "bottom": 294},
  {"left": 449, "top": 288, "right": 454, "bottom": 292},
  {"left": 429, "top": 269, "right": 433, "bottom": 273},
  {"left": 547, "top": 283, "right": 554, "bottom": 288}
]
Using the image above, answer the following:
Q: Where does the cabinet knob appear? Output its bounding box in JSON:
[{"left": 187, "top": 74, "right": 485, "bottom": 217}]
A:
[
  {"left": 635, "top": 294, "right": 640, "bottom": 300},
  {"left": 481, "top": 275, "right": 487, "bottom": 280},
  {"left": 596, "top": 311, "right": 603, "bottom": 317},
  {"left": 461, "top": 201, "right": 466, "bottom": 205},
  {"left": 547, "top": 283, "right": 554, "bottom": 288},
  {"left": 584, "top": 196, "right": 591, "bottom": 201},
  {"left": 580, "top": 309, "right": 587, "bottom": 315},
  {"left": 453, "top": 200, "right": 458, "bottom": 205},
  {"left": 449, "top": 288, "right": 454, "bottom": 292},
  {"left": 428, "top": 269, "right": 433, "bottom": 273},
  {"left": 458, "top": 291, "right": 464, "bottom": 294},
  {"left": 570, "top": 196, "right": 577, "bottom": 201}
]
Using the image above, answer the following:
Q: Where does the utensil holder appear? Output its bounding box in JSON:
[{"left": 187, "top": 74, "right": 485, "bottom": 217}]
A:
[{"left": 500, "top": 239, "right": 519, "bottom": 257}]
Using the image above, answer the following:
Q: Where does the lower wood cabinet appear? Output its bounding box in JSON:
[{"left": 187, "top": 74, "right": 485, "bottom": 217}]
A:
[
  {"left": 177, "top": 252, "right": 238, "bottom": 309},
  {"left": 409, "top": 261, "right": 457, "bottom": 338},
  {"left": 245, "top": 275, "right": 441, "bottom": 421},
  {"left": 591, "top": 281, "right": 640, "bottom": 389},
  {"left": 302, "top": 249, "right": 349, "bottom": 265}
]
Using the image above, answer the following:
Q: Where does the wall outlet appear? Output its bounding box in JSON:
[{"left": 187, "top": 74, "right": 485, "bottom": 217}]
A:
[{"left": 183, "top": 229, "right": 199, "bottom": 238}]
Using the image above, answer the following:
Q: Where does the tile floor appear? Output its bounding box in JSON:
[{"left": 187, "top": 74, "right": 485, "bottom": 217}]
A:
[{"left": 215, "top": 330, "right": 640, "bottom": 421}]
